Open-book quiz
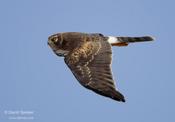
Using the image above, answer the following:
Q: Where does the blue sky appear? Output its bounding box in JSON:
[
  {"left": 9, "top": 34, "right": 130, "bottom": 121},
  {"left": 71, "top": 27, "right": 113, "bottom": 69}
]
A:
[{"left": 0, "top": 0, "right": 174, "bottom": 122}]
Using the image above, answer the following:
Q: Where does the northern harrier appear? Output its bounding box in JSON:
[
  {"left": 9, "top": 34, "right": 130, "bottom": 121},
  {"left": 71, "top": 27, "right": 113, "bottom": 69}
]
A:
[{"left": 48, "top": 32, "right": 154, "bottom": 102}]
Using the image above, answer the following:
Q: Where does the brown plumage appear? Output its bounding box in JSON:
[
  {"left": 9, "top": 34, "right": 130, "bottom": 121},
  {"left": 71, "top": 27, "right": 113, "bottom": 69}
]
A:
[{"left": 48, "top": 32, "right": 154, "bottom": 102}]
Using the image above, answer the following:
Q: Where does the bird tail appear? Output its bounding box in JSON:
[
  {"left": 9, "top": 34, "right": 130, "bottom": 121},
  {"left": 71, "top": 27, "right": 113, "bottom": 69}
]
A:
[{"left": 109, "top": 36, "right": 154, "bottom": 46}]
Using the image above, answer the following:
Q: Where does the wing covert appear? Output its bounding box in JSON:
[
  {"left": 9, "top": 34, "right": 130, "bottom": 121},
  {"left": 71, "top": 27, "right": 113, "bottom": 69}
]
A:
[{"left": 64, "top": 39, "right": 125, "bottom": 102}]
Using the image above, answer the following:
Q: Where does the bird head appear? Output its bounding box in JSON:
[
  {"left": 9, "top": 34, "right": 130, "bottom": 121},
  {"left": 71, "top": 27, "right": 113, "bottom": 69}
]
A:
[
  {"left": 48, "top": 32, "right": 88, "bottom": 57},
  {"left": 48, "top": 33, "right": 72, "bottom": 57}
]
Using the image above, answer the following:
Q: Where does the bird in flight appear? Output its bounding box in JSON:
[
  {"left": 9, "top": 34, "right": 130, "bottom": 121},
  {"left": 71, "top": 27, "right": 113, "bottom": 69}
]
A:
[{"left": 48, "top": 32, "right": 154, "bottom": 102}]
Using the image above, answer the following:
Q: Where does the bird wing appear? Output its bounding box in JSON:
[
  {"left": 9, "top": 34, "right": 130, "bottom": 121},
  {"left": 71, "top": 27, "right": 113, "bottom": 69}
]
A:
[{"left": 64, "top": 39, "right": 125, "bottom": 102}]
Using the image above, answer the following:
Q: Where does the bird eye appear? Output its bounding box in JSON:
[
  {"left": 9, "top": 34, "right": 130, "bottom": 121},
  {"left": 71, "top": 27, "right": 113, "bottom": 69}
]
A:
[{"left": 51, "top": 37, "right": 58, "bottom": 44}]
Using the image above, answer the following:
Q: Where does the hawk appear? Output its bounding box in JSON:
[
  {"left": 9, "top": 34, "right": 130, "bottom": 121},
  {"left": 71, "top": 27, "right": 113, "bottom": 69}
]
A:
[{"left": 48, "top": 32, "right": 154, "bottom": 102}]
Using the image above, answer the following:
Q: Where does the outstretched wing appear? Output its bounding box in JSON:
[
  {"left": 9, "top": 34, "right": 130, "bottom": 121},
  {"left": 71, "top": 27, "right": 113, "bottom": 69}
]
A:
[{"left": 64, "top": 39, "right": 125, "bottom": 102}]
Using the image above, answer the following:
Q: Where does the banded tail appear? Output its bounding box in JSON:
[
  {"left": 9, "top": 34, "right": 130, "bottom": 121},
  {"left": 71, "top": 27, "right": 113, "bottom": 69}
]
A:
[{"left": 107, "top": 36, "right": 154, "bottom": 46}]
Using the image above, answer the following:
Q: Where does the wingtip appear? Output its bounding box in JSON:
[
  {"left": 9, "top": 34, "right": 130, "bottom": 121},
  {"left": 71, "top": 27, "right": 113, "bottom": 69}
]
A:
[
  {"left": 119, "top": 95, "right": 125, "bottom": 102},
  {"left": 112, "top": 90, "right": 126, "bottom": 102},
  {"left": 121, "top": 98, "right": 126, "bottom": 102}
]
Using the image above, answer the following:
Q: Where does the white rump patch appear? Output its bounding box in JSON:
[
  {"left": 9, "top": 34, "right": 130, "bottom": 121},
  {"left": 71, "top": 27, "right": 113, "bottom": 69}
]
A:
[{"left": 107, "top": 36, "right": 120, "bottom": 44}]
